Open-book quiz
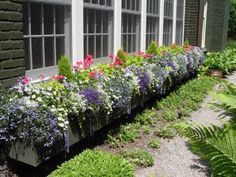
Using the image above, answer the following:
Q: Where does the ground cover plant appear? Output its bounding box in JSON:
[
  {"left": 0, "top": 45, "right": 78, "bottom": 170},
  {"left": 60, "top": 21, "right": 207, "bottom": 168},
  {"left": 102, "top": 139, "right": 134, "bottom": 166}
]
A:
[
  {"left": 121, "top": 149, "right": 154, "bottom": 167},
  {"left": 48, "top": 149, "right": 134, "bottom": 177},
  {"left": 200, "top": 48, "right": 236, "bottom": 75},
  {"left": 106, "top": 76, "right": 219, "bottom": 147},
  {"left": 0, "top": 43, "right": 204, "bottom": 161},
  {"left": 176, "top": 83, "right": 236, "bottom": 177}
]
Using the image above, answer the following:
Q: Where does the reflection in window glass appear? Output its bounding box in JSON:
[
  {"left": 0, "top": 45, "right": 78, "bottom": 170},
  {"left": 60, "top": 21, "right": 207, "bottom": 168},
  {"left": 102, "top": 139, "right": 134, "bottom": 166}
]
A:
[
  {"left": 32, "top": 38, "right": 43, "bottom": 69},
  {"left": 44, "top": 4, "right": 54, "bottom": 34},
  {"left": 31, "top": 3, "right": 42, "bottom": 35},
  {"left": 45, "top": 37, "right": 54, "bottom": 67},
  {"left": 56, "top": 37, "right": 65, "bottom": 63}
]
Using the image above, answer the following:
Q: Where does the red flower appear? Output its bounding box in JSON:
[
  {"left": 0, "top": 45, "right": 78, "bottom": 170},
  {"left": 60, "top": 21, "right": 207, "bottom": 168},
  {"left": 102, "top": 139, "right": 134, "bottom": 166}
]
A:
[
  {"left": 84, "top": 55, "right": 94, "bottom": 66},
  {"left": 52, "top": 75, "right": 65, "bottom": 80},
  {"left": 89, "top": 71, "right": 96, "bottom": 78},
  {"left": 83, "top": 63, "right": 89, "bottom": 69},
  {"left": 21, "top": 76, "right": 30, "bottom": 85}
]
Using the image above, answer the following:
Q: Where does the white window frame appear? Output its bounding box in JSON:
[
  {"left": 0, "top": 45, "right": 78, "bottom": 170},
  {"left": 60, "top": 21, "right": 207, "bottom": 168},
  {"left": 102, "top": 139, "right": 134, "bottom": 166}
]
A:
[
  {"left": 83, "top": 1, "right": 114, "bottom": 64},
  {"left": 121, "top": 0, "right": 141, "bottom": 53},
  {"left": 146, "top": 0, "right": 160, "bottom": 48},
  {"left": 23, "top": 0, "right": 71, "bottom": 81}
]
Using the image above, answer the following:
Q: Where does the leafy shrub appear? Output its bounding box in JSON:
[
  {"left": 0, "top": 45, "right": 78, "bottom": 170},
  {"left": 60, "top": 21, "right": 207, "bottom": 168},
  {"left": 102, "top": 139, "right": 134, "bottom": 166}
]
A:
[
  {"left": 176, "top": 123, "right": 236, "bottom": 177},
  {"left": 148, "top": 139, "right": 161, "bottom": 149},
  {"left": 146, "top": 41, "right": 159, "bottom": 55},
  {"left": 48, "top": 149, "right": 134, "bottom": 177},
  {"left": 156, "top": 126, "right": 176, "bottom": 139},
  {"left": 122, "top": 149, "right": 154, "bottom": 167},
  {"left": 201, "top": 48, "right": 236, "bottom": 75},
  {"left": 58, "top": 56, "right": 74, "bottom": 81}
]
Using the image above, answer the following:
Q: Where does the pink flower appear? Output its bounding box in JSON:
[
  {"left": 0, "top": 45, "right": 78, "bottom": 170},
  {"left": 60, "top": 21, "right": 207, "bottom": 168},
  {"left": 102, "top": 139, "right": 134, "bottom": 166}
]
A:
[
  {"left": 76, "top": 61, "right": 83, "bottom": 66},
  {"left": 73, "top": 65, "right": 80, "bottom": 72},
  {"left": 39, "top": 74, "right": 45, "bottom": 81},
  {"left": 89, "top": 71, "right": 96, "bottom": 78},
  {"left": 108, "top": 54, "right": 114, "bottom": 59},
  {"left": 137, "top": 51, "right": 144, "bottom": 55},
  {"left": 21, "top": 76, "right": 30, "bottom": 85},
  {"left": 98, "top": 69, "right": 103, "bottom": 75},
  {"left": 84, "top": 54, "right": 94, "bottom": 66},
  {"left": 83, "top": 63, "right": 89, "bottom": 69}
]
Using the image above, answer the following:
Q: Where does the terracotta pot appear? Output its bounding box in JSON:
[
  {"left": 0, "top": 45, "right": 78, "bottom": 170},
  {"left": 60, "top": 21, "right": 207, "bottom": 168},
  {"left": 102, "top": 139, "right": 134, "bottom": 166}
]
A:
[{"left": 207, "top": 69, "right": 223, "bottom": 78}]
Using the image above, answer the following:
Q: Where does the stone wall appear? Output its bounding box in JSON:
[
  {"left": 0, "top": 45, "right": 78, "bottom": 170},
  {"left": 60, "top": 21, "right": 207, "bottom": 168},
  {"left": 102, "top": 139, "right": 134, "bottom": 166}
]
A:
[
  {"left": 184, "top": 0, "right": 199, "bottom": 46},
  {"left": 205, "top": 0, "right": 230, "bottom": 51},
  {"left": 0, "top": 0, "right": 25, "bottom": 88}
]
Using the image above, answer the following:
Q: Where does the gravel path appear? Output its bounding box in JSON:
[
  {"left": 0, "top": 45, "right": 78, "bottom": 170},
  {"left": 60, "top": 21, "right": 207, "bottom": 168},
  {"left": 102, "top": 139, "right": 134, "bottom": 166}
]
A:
[{"left": 136, "top": 72, "right": 236, "bottom": 177}]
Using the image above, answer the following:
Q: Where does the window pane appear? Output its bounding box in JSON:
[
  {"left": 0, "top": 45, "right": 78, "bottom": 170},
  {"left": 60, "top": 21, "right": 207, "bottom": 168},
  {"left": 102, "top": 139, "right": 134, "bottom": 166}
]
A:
[
  {"left": 56, "top": 6, "right": 65, "bottom": 34},
  {"left": 84, "top": 36, "right": 87, "bottom": 56},
  {"left": 32, "top": 38, "right": 43, "bottom": 69},
  {"left": 44, "top": 4, "right": 54, "bottom": 34},
  {"left": 45, "top": 37, "right": 54, "bottom": 67},
  {"left": 88, "top": 10, "right": 95, "bottom": 33},
  {"left": 96, "top": 11, "right": 102, "bottom": 33},
  {"left": 56, "top": 37, "right": 65, "bottom": 63},
  {"left": 103, "top": 35, "right": 108, "bottom": 56},
  {"left": 103, "top": 12, "right": 109, "bottom": 33},
  {"left": 106, "top": 0, "right": 112, "bottom": 6},
  {"left": 84, "top": 9, "right": 88, "bottom": 33},
  {"left": 24, "top": 38, "right": 30, "bottom": 70},
  {"left": 31, "top": 3, "right": 42, "bottom": 35},
  {"left": 96, "top": 35, "right": 101, "bottom": 58},
  {"left": 23, "top": 3, "right": 29, "bottom": 35},
  {"left": 88, "top": 36, "right": 95, "bottom": 56}
]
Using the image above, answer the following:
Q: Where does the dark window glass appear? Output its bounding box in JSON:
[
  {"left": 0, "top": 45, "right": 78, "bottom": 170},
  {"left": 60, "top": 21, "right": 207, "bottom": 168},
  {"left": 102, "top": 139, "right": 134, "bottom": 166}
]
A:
[
  {"left": 56, "top": 37, "right": 65, "bottom": 63},
  {"left": 56, "top": 6, "right": 65, "bottom": 34},
  {"left": 45, "top": 37, "right": 54, "bottom": 67},
  {"left": 44, "top": 4, "right": 54, "bottom": 34},
  {"left": 32, "top": 38, "right": 43, "bottom": 69},
  {"left": 31, "top": 3, "right": 42, "bottom": 35},
  {"left": 24, "top": 38, "right": 30, "bottom": 70}
]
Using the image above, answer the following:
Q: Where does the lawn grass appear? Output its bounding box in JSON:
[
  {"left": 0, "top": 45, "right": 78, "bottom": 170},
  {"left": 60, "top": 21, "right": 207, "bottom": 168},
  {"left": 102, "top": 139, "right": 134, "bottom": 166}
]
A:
[{"left": 226, "top": 40, "right": 236, "bottom": 48}]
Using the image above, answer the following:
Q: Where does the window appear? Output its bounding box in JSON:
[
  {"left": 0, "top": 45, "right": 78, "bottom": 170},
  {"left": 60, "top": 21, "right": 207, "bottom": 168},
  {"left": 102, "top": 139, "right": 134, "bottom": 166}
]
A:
[
  {"left": 84, "top": 0, "right": 113, "bottom": 61},
  {"left": 146, "top": 0, "right": 159, "bottom": 48},
  {"left": 163, "top": 0, "right": 174, "bottom": 46},
  {"left": 121, "top": 0, "right": 140, "bottom": 53},
  {"left": 176, "top": 0, "right": 184, "bottom": 45},
  {"left": 23, "top": 1, "right": 70, "bottom": 79}
]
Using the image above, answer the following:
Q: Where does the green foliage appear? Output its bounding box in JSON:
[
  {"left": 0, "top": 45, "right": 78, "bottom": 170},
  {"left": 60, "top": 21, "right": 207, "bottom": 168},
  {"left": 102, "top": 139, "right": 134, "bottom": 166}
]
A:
[
  {"left": 117, "top": 48, "right": 127, "bottom": 60},
  {"left": 107, "top": 123, "right": 141, "bottom": 148},
  {"left": 202, "top": 48, "right": 236, "bottom": 75},
  {"left": 156, "top": 76, "right": 219, "bottom": 120},
  {"left": 58, "top": 56, "right": 74, "bottom": 81},
  {"left": 156, "top": 126, "right": 176, "bottom": 139},
  {"left": 226, "top": 40, "right": 236, "bottom": 49},
  {"left": 48, "top": 149, "right": 134, "bottom": 177},
  {"left": 122, "top": 149, "right": 154, "bottom": 167},
  {"left": 176, "top": 123, "right": 236, "bottom": 177},
  {"left": 148, "top": 139, "right": 161, "bottom": 149},
  {"left": 146, "top": 41, "right": 159, "bottom": 55},
  {"left": 107, "top": 76, "right": 218, "bottom": 147}
]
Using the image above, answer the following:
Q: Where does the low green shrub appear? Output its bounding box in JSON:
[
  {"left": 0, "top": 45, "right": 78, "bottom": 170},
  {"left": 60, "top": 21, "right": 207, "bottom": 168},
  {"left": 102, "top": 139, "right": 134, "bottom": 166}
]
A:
[
  {"left": 48, "top": 149, "right": 134, "bottom": 177},
  {"left": 58, "top": 56, "right": 74, "bottom": 81},
  {"left": 122, "top": 149, "right": 154, "bottom": 167},
  {"left": 156, "top": 126, "right": 176, "bottom": 139},
  {"left": 148, "top": 139, "right": 161, "bottom": 149}
]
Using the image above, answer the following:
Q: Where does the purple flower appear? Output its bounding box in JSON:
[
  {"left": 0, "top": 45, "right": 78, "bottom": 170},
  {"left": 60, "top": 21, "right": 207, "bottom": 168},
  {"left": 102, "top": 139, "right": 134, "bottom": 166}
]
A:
[
  {"left": 81, "top": 87, "right": 103, "bottom": 106},
  {"left": 167, "top": 61, "right": 177, "bottom": 72},
  {"left": 137, "top": 70, "right": 150, "bottom": 94}
]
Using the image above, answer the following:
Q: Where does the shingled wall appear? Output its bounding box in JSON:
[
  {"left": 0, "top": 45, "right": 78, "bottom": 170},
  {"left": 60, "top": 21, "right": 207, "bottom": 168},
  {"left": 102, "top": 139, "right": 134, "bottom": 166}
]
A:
[{"left": 0, "top": 0, "right": 25, "bottom": 88}]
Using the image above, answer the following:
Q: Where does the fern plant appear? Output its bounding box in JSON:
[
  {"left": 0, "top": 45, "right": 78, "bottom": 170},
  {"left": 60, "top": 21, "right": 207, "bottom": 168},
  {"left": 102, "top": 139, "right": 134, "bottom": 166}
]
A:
[{"left": 176, "top": 123, "right": 236, "bottom": 177}]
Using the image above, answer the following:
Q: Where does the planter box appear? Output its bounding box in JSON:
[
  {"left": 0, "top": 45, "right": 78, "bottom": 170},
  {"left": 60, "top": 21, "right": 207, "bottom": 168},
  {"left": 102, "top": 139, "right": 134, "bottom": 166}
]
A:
[{"left": 8, "top": 74, "right": 191, "bottom": 167}]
